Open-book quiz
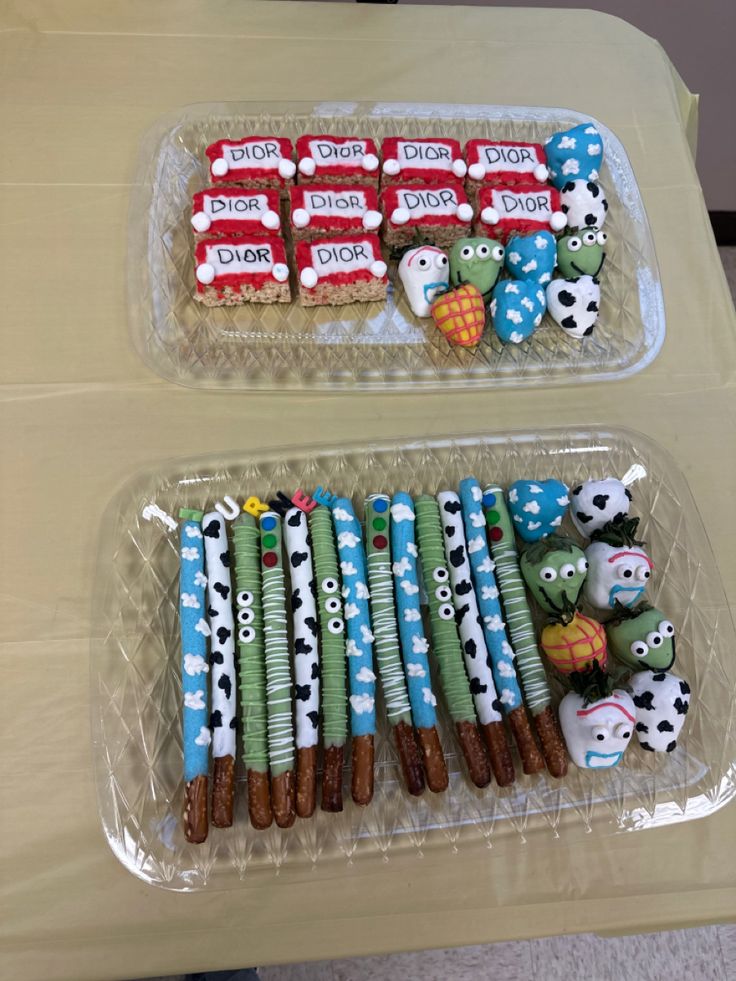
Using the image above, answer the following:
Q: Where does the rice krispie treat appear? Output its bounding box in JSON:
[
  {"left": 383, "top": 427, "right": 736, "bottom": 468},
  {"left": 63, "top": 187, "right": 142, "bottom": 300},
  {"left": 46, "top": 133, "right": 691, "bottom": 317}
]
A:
[
  {"left": 465, "top": 140, "right": 549, "bottom": 202},
  {"left": 381, "top": 137, "right": 467, "bottom": 186},
  {"left": 191, "top": 187, "right": 281, "bottom": 240},
  {"left": 289, "top": 184, "right": 382, "bottom": 240},
  {"left": 295, "top": 234, "right": 387, "bottom": 306},
  {"left": 474, "top": 183, "right": 566, "bottom": 242},
  {"left": 295, "top": 135, "right": 379, "bottom": 185},
  {"left": 381, "top": 183, "right": 473, "bottom": 248},
  {"left": 205, "top": 137, "right": 296, "bottom": 189},
  {"left": 194, "top": 236, "right": 291, "bottom": 306}
]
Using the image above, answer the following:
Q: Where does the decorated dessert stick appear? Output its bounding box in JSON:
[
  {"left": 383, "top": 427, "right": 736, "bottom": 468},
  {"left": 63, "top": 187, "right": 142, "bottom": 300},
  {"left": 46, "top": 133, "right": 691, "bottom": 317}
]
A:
[
  {"left": 231, "top": 512, "right": 272, "bottom": 830},
  {"left": 284, "top": 507, "right": 320, "bottom": 819},
  {"left": 331, "top": 498, "right": 376, "bottom": 806},
  {"left": 365, "top": 495, "right": 425, "bottom": 797},
  {"left": 482, "top": 486, "right": 568, "bottom": 777},
  {"left": 260, "top": 512, "right": 296, "bottom": 828},
  {"left": 309, "top": 506, "right": 348, "bottom": 812},
  {"left": 459, "top": 479, "right": 545, "bottom": 775},
  {"left": 202, "top": 512, "right": 237, "bottom": 827},
  {"left": 438, "top": 491, "right": 515, "bottom": 787},
  {"left": 414, "top": 496, "right": 491, "bottom": 789},
  {"left": 390, "top": 493, "right": 449, "bottom": 793},
  {"left": 178, "top": 509, "right": 210, "bottom": 844}
]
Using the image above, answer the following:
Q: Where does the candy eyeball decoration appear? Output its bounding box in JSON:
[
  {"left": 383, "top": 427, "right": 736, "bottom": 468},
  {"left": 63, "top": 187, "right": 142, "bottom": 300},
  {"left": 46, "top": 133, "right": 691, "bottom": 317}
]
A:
[
  {"left": 560, "top": 180, "right": 608, "bottom": 230},
  {"left": 556, "top": 228, "right": 607, "bottom": 278},
  {"left": 545, "top": 122, "right": 603, "bottom": 190},
  {"left": 520, "top": 536, "right": 588, "bottom": 614},
  {"left": 507, "top": 479, "right": 569, "bottom": 542},
  {"left": 629, "top": 670, "right": 690, "bottom": 753},
  {"left": 504, "top": 231, "right": 557, "bottom": 285},
  {"left": 606, "top": 603, "right": 676, "bottom": 671},
  {"left": 398, "top": 245, "right": 450, "bottom": 318},
  {"left": 570, "top": 477, "right": 631, "bottom": 537},
  {"left": 558, "top": 662, "right": 635, "bottom": 769},
  {"left": 583, "top": 518, "right": 653, "bottom": 610},
  {"left": 449, "top": 237, "right": 504, "bottom": 302},
  {"left": 541, "top": 611, "right": 607, "bottom": 674},
  {"left": 490, "top": 279, "right": 545, "bottom": 345},
  {"left": 546, "top": 275, "right": 600, "bottom": 339}
]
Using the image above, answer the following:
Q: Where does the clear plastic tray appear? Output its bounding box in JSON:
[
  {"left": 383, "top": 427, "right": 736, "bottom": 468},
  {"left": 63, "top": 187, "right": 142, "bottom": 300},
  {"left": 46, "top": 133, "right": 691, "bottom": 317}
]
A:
[
  {"left": 127, "top": 102, "right": 665, "bottom": 392},
  {"left": 91, "top": 427, "right": 736, "bottom": 890}
]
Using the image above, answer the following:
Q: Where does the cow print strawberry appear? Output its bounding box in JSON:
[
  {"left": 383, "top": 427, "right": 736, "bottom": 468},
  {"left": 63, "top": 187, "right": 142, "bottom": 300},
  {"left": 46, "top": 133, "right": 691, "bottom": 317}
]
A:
[
  {"left": 630, "top": 670, "right": 691, "bottom": 752},
  {"left": 570, "top": 477, "right": 632, "bottom": 537}
]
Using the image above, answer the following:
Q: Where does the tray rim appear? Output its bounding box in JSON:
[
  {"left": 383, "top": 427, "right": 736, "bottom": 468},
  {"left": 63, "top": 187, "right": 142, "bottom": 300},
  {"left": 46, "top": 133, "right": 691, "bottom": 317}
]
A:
[
  {"left": 90, "top": 424, "right": 736, "bottom": 890},
  {"left": 127, "top": 100, "right": 666, "bottom": 393}
]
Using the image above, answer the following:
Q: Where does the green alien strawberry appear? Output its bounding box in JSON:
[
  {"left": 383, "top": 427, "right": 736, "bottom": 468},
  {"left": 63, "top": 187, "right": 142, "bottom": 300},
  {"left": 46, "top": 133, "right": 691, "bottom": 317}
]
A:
[
  {"left": 449, "top": 237, "right": 505, "bottom": 303},
  {"left": 556, "top": 228, "right": 607, "bottom": 278},
  {"left": 520, "top": 535, "right": 588, "bottom": 614},
  {"left": 606, "top": 602, "right": 677, "bottom": 672}
]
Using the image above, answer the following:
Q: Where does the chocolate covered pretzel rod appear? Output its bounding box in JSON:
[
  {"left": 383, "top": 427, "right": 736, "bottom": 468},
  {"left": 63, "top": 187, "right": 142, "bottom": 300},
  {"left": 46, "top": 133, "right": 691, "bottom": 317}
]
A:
[
  {"left": 482, "top": 486, "right": 568, "bottom": 777},
  {"left": 179, "top": 509, "right": 210, "bottom": 843},
  {"left": 437, "top": 491, "right": 515, "bottom": 787},
  {"left": 365, "top": 494, "right": 425, "bottom": 797},
  {"left": 232, "top": 511, "right": 272, "bottom": 829},
  {"left": 459, "top": 479, "right": 545, "bottom": 775},
  {"left": 202, "top": 512, "right": 237, "bottom": 826},
  {"left": 389, "top": 493, "right": 448, "bottom": 793},
  {"left": 284, "top": 507, "right": 320, "bottom": 818},
  {"left": 260, "top": 511, "right": 296, "bottom": 827},
  {"left": 309, "top": 506, "right": 348, "bottom": 812},
  {"left": 331, "top": 498, "right": 376, "bottom": 806},
  {"left": 414, "top": 496, "right": 491, "bottom": 788}
]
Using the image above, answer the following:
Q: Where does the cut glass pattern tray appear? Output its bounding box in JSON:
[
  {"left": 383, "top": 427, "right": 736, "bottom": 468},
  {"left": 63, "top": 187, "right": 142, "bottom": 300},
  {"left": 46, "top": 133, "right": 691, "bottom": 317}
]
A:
[
  {"left": 91, "top": 428, "right": 736, "bottom": 890},
  {"left": 128, "top": 102, "right": 665, "bottom": 391}
]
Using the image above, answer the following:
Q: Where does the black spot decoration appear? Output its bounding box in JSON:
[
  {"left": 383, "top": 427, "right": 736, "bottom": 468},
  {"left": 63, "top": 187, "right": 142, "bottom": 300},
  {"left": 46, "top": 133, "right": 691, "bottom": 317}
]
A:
[
  {"left": 635, "top": 722, "right": 649, "bottom": 733},
  {"left": 444, "top": 524, "right": 456, "bottom": 538},
  {"left": 213, "top": 581, "right": 230, "bottom": 600},
  {"left": 666, "top": 740, "right": 677, "bottom": 752},
  {"left": 295, "top": 684, "right": 311, "bottom": 702},
  {"left": 291, "top": 588, "right": 303, "bottom": 611},
  {"left": 210, "top": 650, "right": 224, "bottom": 666},
  {"left": 464, "top": 638, "right": 477, "bottom": 658},
  {"left": 294, "top": 637, "right": 313, "bottom": 655},
  {"left": 210, "top": 710, "right": 223, "bottom": 728},
  {"left": 674, "top": 697, "right": 689, "bottom": 716},
  {"left": 310, "top": 661, "right": 320, "bottom": 680},
  {"left": 219, "top": 551, "right": 230, "bottom": 568},
  {"left": 680, "top": 680, "right": 691, "bottom": 695},
  {"left": 454, "top": 603, "right": 470, "bottom": 624},
  {"left": 443, "top": 500, "right": 462, "bottom": 514},
  {"left": 307, "top": 710, "right": 319, "bottom": 729},
  {"left": 557, "top": 289, "right": 576, "bottom": 307},
  {"left": 657, "top": 719, "right": 674, "bottom": 733},
  {"left": 652, "top": 672, "right": 667, "bottom": 682},
  {"left": 216, "top": 626, "right": 231, "bottom": 644},
  {"left": 456, "top": 580, "right": 473, "bottom": 595},
  {"left": 469, "top": 677, "right": 487, "bottom": 695},
  {"left": 207, "top": 605, "right": 219, "bottom": 618},
  {"left": 203, "top": 520, "right": 221, "bottom": 538},
  {"left": 304, "top": 615, "right": 319, "bottom": 637},
  {"left": 449, "top": 545, "right": 465, "bottom": 568},
  {"left": 633, "top": 691, "right": 654, "bottom": 711},
  {"left": 592, "top": 494, "right": 609, "bottom": 511},
  {"left": 290, "top": 550, "right": 309, "bottom": 568},
  {"left": 576, "top": 511, "right": 593, "bottom": 525},
  {"left": 287, "top": 510, "right": 303, "bottom": 527},
  {"left": 217, "top": 674, "right": 232, "bottom": 701}
]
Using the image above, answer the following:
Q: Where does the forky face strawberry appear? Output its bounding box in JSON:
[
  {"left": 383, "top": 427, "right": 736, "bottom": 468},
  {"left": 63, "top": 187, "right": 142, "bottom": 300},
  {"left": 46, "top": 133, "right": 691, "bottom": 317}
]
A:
[
  {"left": 559, "top": 688, "right": 636, "bottom": 769},
  {"left": 398, "top": 245, "right": 450, "bottom": 318},
  {"left": 583, "top": 541, "right": 653, "bottom": 610}
]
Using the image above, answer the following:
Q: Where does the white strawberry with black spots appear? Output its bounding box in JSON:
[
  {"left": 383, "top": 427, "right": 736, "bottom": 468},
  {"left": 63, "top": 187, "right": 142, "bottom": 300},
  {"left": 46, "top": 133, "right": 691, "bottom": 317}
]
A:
[
  {"left": 570, "top": 477, "right": 632, "bottom": 537},
  {"left": 630, "top": 670, "right": 691, "bottom": 752},
  {"left": 547, "top": 275, "right": 600, "bottom": 339},
  {"left": 560, "top": 180, "right": 608, "bottom": 230}
]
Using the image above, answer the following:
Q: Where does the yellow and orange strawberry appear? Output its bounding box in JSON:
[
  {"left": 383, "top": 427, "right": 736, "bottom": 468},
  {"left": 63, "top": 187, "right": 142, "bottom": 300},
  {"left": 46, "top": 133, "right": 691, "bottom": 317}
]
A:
[
  {"left": 541, "top": 611, "right": 607, "bottom": 675},
  {"left": 430, "top": 283, "right": 485, "bottom": 349}
]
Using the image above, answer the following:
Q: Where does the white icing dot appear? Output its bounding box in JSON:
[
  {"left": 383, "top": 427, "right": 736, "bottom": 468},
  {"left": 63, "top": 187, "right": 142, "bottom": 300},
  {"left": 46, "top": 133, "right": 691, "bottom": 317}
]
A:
[
  {"left": 298, "top": 156, "right": 316, "bottom": 176},
  {"left": 456, "top": 203, "right": 473, "bottom": 222},
  {"left": 481, "top": 206, "right": 500, "bottom": 225},
  {"left": 300, "top": 266, "right": 318, "bottom": 289},
  {"left": 362, "top": 153, "right": 379, "bottom": 172},
  {"left": 362, "top": 209, "right": 383, "bottom": 230},
  {"left": 533, "top": 163, "right": 549, "bottom": 182},
  {"left": 550, "top": 211, "right": 568, "bottom": 232},
  {"left": 261, "top": 209, "right": 280, "bottom": 230},
  {"left": 292, "top": 208, "right": 310, "bottom": 228},
  {"left": 211, "top": 157, "right": 228, "bottom": 177},
  {"left": 452, "top": 159, "right": 468, "bottom": 178},
  {"left": 370, "top": 260, "right": 387, "bottom": 279},
  {"left": 391, "top": 207, "right": 410, "bottom": 226},
  {"left": 468, "top": 162, "right": 486, "bottom": 181},
  {"left": 196, "top": 263, "right": 215, "bottom": 285},
  {"left": 383, "top": 158, "right": 401, "bottom": 176},
  {"left": 272, "top": 263, "right": 289, "bottom": 283},
  {"left": 191, "top": 211, "right": 211, "bottom": 233},
  {"left": 278, "top": 159, "right": 296, "bottom": 179}
]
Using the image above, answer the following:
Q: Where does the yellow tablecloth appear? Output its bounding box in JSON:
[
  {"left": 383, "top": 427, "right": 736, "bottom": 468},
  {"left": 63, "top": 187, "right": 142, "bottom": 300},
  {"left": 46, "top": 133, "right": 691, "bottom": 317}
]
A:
[{"left": 2, "top": 3, "right": 735, "bottom": 979}]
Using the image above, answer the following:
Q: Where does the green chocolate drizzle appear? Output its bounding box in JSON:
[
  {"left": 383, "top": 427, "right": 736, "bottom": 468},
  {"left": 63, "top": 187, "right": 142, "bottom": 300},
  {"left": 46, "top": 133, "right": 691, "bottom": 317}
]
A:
[
  {"left": 414, "top": 495, "right": 476, "bottom": 724},
  {"left": 309, "top": 506, "right": 348, "bottom": 748}
]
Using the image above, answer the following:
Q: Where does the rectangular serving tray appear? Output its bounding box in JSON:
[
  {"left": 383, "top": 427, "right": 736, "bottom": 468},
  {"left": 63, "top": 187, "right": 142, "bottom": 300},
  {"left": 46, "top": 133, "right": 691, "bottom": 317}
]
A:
[
  {"left": 128, "top": 102, "right": 665, "bottom": 391},
  {"left": 91, "top": 427, "right": 735, "bottom": 890}
]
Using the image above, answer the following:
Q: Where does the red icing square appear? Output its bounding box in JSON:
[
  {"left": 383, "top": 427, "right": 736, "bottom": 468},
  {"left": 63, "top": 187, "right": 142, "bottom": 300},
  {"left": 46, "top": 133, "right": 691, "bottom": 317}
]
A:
[
  {"left": 381, "top": 183, "right": 473, "bottom": 233},
  {"left": 191, "top": 187, "right": 281, "bottom": 237},
  {"left": 194, "top": 236, "right": 289, "bottom": 293},
  {"left": 295, "top": 135, "right": 379, "bottom": 182},
  {"left": 475, "top": 184, "right": 565, "bottom": 241},
  {"left": 381, "top": 137, "right": 467, "bottom": 185},
  {"left": 465, "top": 140, "right": 548, "bottom": 186},
  {"left": 289, "top": 184, "right": 381, "bottom": 236},
  {"left": 205, "top": 137, "right": 295, "bottom": 186},
  {"left": 295, "top": 234, "right": 386, "bottom": 289}
]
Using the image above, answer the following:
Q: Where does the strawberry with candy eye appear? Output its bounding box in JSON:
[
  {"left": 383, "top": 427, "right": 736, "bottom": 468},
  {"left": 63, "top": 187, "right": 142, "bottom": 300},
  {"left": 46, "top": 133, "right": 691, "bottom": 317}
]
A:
[
  {"left": 449, "top": 237, "right": 505, "bottom": 303},
  {"left": 606, "top": 602, "right": 677, "bottom": 672},
  {"left": 520, "top": 535, "right": 588, "bottom": 615},
  {"left": 583, "top": 517, "right": 653, "bottom": 610},
  {"left": 558, "top": 661, "right": 635, "bottom": 769},
  {"left": 557, "top": 228, "right": 607, "bottom": 278},
  {"left": 398, "top": 245, "right": 450, "bottom": 318}
]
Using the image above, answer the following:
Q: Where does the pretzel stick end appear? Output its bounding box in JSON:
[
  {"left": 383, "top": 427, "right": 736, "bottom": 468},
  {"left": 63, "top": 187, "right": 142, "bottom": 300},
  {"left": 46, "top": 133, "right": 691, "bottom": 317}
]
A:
[
  {"left": 184, "top": 775, "right": 208, "bottom": 843},
  {"left": 394, "top": 720, "right": 425, "bottom": 796},
  {"left": 351, "top": 734, "right": 374, "bottom": 806},
  {"left": 271, "top": 770, "right": 296, "bottom": 828},
  {"left": 296, "top": 746, "right": 318, "bottom": 818},
  {"left": 534, "top": 705, "right": 569, "bottom": 778},
  {"left": 480, "top": 720, "right": 516, "bottom": 787},
  {"left": 321, "top": 744, "right": 345, "bottom": 812},
  {"left": 456, "top": 721, "right": 491, "bottom": 788},
  {"left": 417, "top": 726, "right": 449, "bottom": 793},
  {"left": 507, "top": 705, "right": 546, "bottom": 775}
]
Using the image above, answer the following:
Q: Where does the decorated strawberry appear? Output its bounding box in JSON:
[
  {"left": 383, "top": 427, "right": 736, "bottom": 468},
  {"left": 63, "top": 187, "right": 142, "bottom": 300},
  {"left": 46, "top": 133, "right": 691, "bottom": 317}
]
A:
[
  {"left": 430, "top": 283, "right": 486, "bottom": 349},
  {"left": 507, "top": 478, "right": 569, "bottom": 542},
  {"left": 570, "top": 476, "right": 632, "bottom": 537},
  {"left": 558, "top": 661, "right": 635, "bottom": 769},
  {"left": 583, "top": 517, "right": 653, "bottom": 610},
  {"left": 520, "top": 535, "right": 588, "bottom": 615},
  {"left": 629, "top": 670, "right": 691, "bottom": 753},
  {"left": 540, "top": 605, "right": 607, "bottom": 674},
  {"left": 606, "top": 602, "right": 676, "bottom": 672}
]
